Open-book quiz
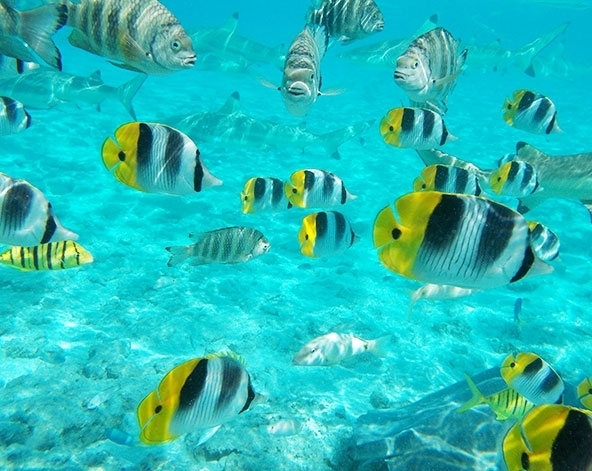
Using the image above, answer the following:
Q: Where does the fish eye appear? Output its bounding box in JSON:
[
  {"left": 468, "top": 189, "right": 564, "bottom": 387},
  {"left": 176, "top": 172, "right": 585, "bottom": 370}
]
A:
[
  {"left": 310, "top": 73, "right": 314, "bottom": 80},
  {"left": 413, "top": 61, "right": 419, "bottom": 68},
  {"left": 391, "top": 228, "right": 402, "bottom": 240},
  {"left": 497, "top": 176, "right": 502, "bottom": 182},
  {"left": 118, "top": 151, "right": 126, "bottom": 161},
  {"left": 421, "top": 184, "right": 426, "bottom": 189},
  {"left": 389, "top": 126, "right": 394, "bottom": 132},
  {"left": 507, "top": 104, "right": 512, "bottom": 110},
  {"left": 305, "top": 234, "right": 309, "bottom": 240},
  {"left": 292, "top": 188, "right": 297, "bottom": 194},
  {"left": 521, "top": 452, "right": 530, "bottom": 469},
  {"left": 171, "top": 39, "right": 181, "bottom": 51},
  {"left": 154, "top": 405, "right": 163, "bottom": 414},
  {"left": 510, "top": 362, "right": 516, "bottom": 368}
]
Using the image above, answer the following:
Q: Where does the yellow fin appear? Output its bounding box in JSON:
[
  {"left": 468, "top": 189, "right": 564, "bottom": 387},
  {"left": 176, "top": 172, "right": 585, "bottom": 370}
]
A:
[
  {"left": 457, "top": 374, "right": 485, "bottom": 413},
  {"left": 298, "top": 214, "right": 316, "bottom": 257},
  {"left": 102, "top": 122, "right": 144, "bottom": 191},
  {"left": 379, "top": 109, "right": 403, "bottom": 147},
  {"left": 373, "top": 205, "right": 398, "bottom": 248}
]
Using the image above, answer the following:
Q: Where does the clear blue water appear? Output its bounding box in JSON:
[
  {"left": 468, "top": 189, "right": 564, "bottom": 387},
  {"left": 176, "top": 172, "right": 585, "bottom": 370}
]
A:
[{"left": 1, "top": 1, "right": 592, "bottom": 470}]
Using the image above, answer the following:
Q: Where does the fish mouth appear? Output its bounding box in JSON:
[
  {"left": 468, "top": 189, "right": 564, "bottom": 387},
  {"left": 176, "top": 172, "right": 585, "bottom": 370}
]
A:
[
  {"left": 374, "top": 21, "right": 385, "bottom": 32},
  {"left": 287, "top": 83, "right": 311, "bottom": 97},
  {"left": 393, "top": 71, "right": 406, "bottom": 81},
  {"left": 183, "top": 55, "right": 197, "bottom": 67}
]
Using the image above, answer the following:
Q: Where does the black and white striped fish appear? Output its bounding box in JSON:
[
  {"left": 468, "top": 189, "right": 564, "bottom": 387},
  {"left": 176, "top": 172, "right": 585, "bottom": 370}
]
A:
[
  {"left": 394, "top": 27, "right": 467, "bottom": 115},
  {"left": 0, "top": 173, "right": 78, "bottom": 246},
  {"left": 62, "top": 0, "right": 196, "bottom": 75},
  {"left": 414, "top": 164, "right": 482, "bottom": 195},
  {"left": 528, "top": 221, "right": 560, "bottom": 262},
  {"left": 307, "top": 0, "right": 384, "bottom": 42},
  {"left": 284, "top": 168, "right": 356, "bottom": 209},
  {"left": 0, "top": 96, "right": 31, "bottom": 135},
  {"left": 0, "top": 240, "right": 93, "bottom": 271},
  {"left": 503, "top": 89, "right": 561, "bottom": 134},
  {"left": 380, "top": 107, "right": 456, "bottom": 149},
  {"left": 489, "top": 160, "right": 540, "bottom": 197},
  {"left": 298, "top": 210, "right": 359, "bottom": 257},
  {"left": 165, "top": 226, "right": 270, "bottom": 267},
  {"left": 241, "top": 177, "right": 287, "bottom": 214}
]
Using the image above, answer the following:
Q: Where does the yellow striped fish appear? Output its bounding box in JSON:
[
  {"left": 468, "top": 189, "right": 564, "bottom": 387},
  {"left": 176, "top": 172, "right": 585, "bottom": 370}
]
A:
[
  {"left": 0, "top": 240, "right": 93, "bottom": 271},
  {"left": 380, "top": 107, "right": 455, "bottom": 149}
]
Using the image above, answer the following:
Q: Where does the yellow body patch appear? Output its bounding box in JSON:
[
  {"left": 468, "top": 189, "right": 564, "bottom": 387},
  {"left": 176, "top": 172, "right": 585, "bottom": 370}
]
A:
[
  {"left": 413, "top": 165, "right": 439, "bottom": 192},
  {"left": 379, "top": 108, "right": 404, "bottom": 147},
  {"left": 0, "top": 241, "right": 93, "bottom": 271},
  {"left": 489, "top": 161, "right": 513, "bottom": 194},
  {"left": 500, "top": 352, "right": 539, "bottom": 385},
  {"left": 284, "top": 171, "right": 307, "bottom": 208},
  {"left": 240, "top": 178, "right": 257, "bottom": 214},
  {"left": 578, "top": 376, "right": 592, "bottom": 411},
  {"left": 102, "top": 122, "right": 143, "bottom": 191},
  {"left": 298, "top": 213, "right": 317, "bottom": 257}
]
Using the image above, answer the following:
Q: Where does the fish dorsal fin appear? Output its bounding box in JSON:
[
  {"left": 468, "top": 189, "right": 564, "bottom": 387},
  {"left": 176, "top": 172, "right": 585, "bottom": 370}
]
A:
[
  {"left": 88, "top": 69, "right": 103, "bottom": 85},
  {"left": 222, "top": 12, "right": 239, "bottom": 35},
  {"left": 218, "top": 92, "right": 241, "bottom": 114},
  {"left": 515, "top": 141, "right": 546, "bottom": 160},
  {"left": 416, "top": 13, "right": 439, "bottom": 36}
]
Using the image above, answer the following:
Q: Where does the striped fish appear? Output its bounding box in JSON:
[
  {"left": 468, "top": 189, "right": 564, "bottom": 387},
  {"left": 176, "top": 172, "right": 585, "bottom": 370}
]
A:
[
  {"left": 0, "top": 240, "right": 93, "bottom": 271},
  {"left": 0, "top": 53, "right": 40, "bottom": 75},
  {"left": 280, "top": 24, "right": 328, "bottom": 116},
  {"left": 0, "top": 173, "right": 78, "bottom": 246},
  {"left": 380, "top": 107, "right": 456, "bottom": 149},
  {"left": 489, "top": 160, "right": 539, "bottom": 197},
  {"left": 298, "top": 210, "right": 358, "bottom": 258},
  {"left": 63, "top": 0, "right": 196, "bottom": 75},
  {"left": 394, "top": 27, "right": 467, "bottom": 115},
  {"left": 241, "top": 177, "right": 287, "bottom": 214},
  {"left": 373, "top": 191, "right": 553, "bottom": 289},
  {"left": 414, "top": 164, "right": 482, "bottom": 195},
  {"left": 284, "top": 169, "right": 356, "bottom": 209},
  {"left": 165, "top": 226, "right": 270, "bottom": 267},
  {"left": 503, "top": 90, "right": 561, "bottom": 134},
  {"left": 102, "top": 122, "right": 222, "bottom": 195},
  {"left": 0, "top": 96, "right": 30, "bottom": 135},
  {"left": 307, "top": 0, "right": 384, "bottom": 42},
  {"left": 527, "top": 221, "right": 560, "bottom": 262},
  {"left": 137, "top": 354, "right": 257, "bottom": 445}
]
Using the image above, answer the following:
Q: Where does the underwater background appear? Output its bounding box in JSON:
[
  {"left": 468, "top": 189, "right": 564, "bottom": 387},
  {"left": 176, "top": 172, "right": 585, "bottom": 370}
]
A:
[{"left": 1, "top": 0, "right": 592, "bottom": 469}]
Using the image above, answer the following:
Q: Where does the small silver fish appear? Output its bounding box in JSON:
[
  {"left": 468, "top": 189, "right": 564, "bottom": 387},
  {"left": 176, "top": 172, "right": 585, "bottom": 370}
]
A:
[
  {"left": 307, "top": 0, "right": 384, "bottom": 42},
  {"left": 266, "top": 419, "right": 303, "bottom": 437},
  {"left": 0, "top": 95, "right": 30, "bottom": 135},
  {"left": 166, "top": 227, "right": 270, "bottom": 267},
  {"left": 394, "top": 27, "right": 467, "bottom": 115},
  {"left": 63, "top": 0, "right": 196, "bottom": 75}
]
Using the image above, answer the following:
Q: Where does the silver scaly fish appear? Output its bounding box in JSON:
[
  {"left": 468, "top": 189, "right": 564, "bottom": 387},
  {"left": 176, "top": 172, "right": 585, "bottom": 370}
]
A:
[
  {"left": 62, "top": 0, "right": 196, "bottom": 75},
  {"left": 394, "top": 27, "right": 467, "bottom": 115}
]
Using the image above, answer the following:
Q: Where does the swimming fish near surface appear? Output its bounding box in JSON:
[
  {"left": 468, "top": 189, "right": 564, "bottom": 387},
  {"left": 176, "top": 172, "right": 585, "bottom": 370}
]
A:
[
  {"left": 0, "top": 95, "right": 30, "bottom": 135},
  {"left": 284, "top": 169, "right": 356, "bottom": 209},
  {"left": 0, "top": 0, "right": 66, "bottom": 70},
  {"left": 0, "top": 240, "right": 92, "bottom": 271},
  {"left": 102, "top": 122, "right": 222, "bottom": 195},
  {"left": 577, "top": 377, "right": 592, "bottom": 411},
  {"left": 166, "top": 226, "right": 270, "bottom": 267},
  {"left": 0, "top": 172, "right": 78, "bottom": 246},
  {"left": 502, "top": 89, "right": 561, "bottom": 134},
  {"left": 137, "top": 354, "right": 257, "bottom": 445},
  {"left": 373, "top": 191, "right": 552, "bottom": 290},
  {"left": 292, "top": 332, "right": 388, "bottom": 366},
  {"left": 502, "top": 404, "right": 592, "bottom": 471},
  {"left": 62, "top": 0, "right": 196, "bottom": 74},
  {"left": 489, "top": 160, "right": 540, "bottom": 198},
  {"left": 298, "top": 210, "right": 359, "bottom": 258},
  {"left": 306, "top": 0, "right": 384, "bottom": 43},
  {"left": 500, "top": 352, "right": 564, "bottom": 405},
  {"left": 528, "top": 221, "right": 560, "bottom": 262},
  {"left": 164, "top": 91, "right": 374, "bottom": 160},
  {"left": 380, "top": 107, "right": 455, "bottom": 149},
  {"left": 413, "top": 164, "right": 482, "bottom": 195},
  {"left": 394, "top": 27, "right": 467, "bottom": 115},
  {"left": 458, "top": 374, "right": 536, "bottom": 421},
  {"left": 241, "top": 177, "right": 288, "bottom": 214}
]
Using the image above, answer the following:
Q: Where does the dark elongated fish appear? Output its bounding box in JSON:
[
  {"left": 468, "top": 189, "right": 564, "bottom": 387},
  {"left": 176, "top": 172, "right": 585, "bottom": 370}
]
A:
[{"left": 164, "top": 92, "right": 374, "bottom": 160}]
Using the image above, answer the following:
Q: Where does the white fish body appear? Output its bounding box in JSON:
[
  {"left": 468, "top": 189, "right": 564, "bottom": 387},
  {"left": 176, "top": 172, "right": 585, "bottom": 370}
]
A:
[
  {"left": 0, "top": 95, "right": 30, "bottom": 135},
  {"left": 266, "top": 419, "right": 302, "bottom": 437},
  {"left": 292, "top": 332, "right": 388, "bottom": 366}
]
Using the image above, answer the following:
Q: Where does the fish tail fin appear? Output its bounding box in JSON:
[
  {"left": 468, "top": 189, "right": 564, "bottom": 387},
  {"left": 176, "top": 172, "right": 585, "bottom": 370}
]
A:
[
  {"left": 319, "top": 119, "right": 375, "bottom": 160},
  {"left": 165, "top": 245, "right": 191, "bottom": 267},
  {"left": 516, "top": 22, "right": 569, "bottom": 76},
  {"left": 18, "top": 2, "right": 67, "bottom": 70},
  {"left": 457, "top": 374, "right": 485, "bottom": 413},
  {"left": 368, "top": 335, "right": 391, "bottom": 358},
  {"left": 117, "top": 74, "right": 147, "bottom": 120}
]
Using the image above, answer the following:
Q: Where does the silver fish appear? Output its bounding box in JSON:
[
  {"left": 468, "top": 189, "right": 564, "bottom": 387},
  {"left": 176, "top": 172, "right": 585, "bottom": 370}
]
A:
[
  {"left": 0, "top": 172, "right": 78, "bottom": 246},
  {"left": 165, "top": 226, "right": 270, "bottom": 267},
  {"left": 0, "top": 67, "right": 145, "bottom": 119},
  {"left": 394, "top": 27, "right": 468, "bottom": 115},
  {"left": 281, "top": 24, "right": 327, "bottom": 117},
  {"left": 63, "top": 0, "right": 196, "bottom": 75},
  {"left": 0, "top": 95, "right": 30, "bottom": 135},
  {"left": 307, "top": 0, "right": 384, "bottom": 42},
  {"left": 0, "top": 0, "right": 66, "bottom": 70},
  {"left": 165, "top": 91, "right": 374, "bottom": 160}
]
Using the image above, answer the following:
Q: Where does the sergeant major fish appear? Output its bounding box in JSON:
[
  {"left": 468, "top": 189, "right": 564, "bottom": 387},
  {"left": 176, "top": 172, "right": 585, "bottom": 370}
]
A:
[
  {"left": 394, "top": 27, "right": 467, "bottom": 115},
  {"left": 166, "top": 226, "right": 270, "bottom": 267},
  {"left": 62, "top": 0, "right": 196, "bottom": 75},
  {"left": 0, "top": 95, "right": 30, "bottom": 135}
]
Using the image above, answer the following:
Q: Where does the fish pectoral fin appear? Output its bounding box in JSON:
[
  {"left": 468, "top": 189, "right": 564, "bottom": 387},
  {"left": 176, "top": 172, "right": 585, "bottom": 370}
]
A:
[
  {"left": 256, "top": 75, "right": 279, "bottom": 90},
  {"left": 432, "top": 71, "right": 461, "bottom": 88},
  {"left": 67, "top": 29, "right": 96, "bottom": 55},
  {"left": 107, "top": 60, "right": 145, "bottom": 73},
  {"left": 320, "top": 87, "right": 346, "bottom": 96},
  {"left": 118, "top": 31, "right": 150, "bottom": 62}
]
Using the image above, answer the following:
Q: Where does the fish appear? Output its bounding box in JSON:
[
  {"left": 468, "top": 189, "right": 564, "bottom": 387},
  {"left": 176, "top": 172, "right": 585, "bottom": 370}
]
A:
[
  {"left": 0, "top": 67, "right": 145, "bottom": 119},
  {"left": 266, "top": 419, "right": 302, "bottom": 437},
  {"left": 306, "top": 0, "right": 384, "bottom": 43},
  {"left": 380, "top": 107, "right": 455, "bottom": 149},
  {"left": 502, "top": 90, "right": 561, "bottom": 134},
  {"left": 413, "top": 164, "right": 482, "bottom": 195},
  {"left": 408, "top": 283, "right": 478, "bottom": 318},
  {"left": 292, "top": 332, "right": 388, "bottom": 366},
  {"left": 0, "top": 172, "right": 78, "bottom": 246},
  {"left": 373, "top": 191, "right": 553, "bottom": 290},
  {"left": 279, "top": 24, "right": 327, "bottom": 117},
  {"left": 500, "top": 352, "right": 564, "bottom": 405},
  {"left": 284, "top": 169, "right": 356, "bottom": 209},
  {"left": 489, "top": 160, "right": 540, "bottom": 197},
  {"left": 62, "top": 0, "right": 196, "bottom": 75},
  {"left": 298, "top": 210, "right": 359, "bottom": 258},
  {"left": 164, "top": 91, "right": 374, "bottom": 160},
  {"left": 528, "top": 221, "right": 560, "bottom": 262},
  {"left": 0, "top": 240, "right": 92, "bottom": 271},
  {"left": 0, "top": 95, "right": 30, "bottom": 135},
  {"left": 102, "top": 122, "right": 222, "bottom": 195},
  {"left": 504, "top": 142, "right": 592, "bottom": 217},
  {"left": 394, "top": 27, "right": 467, "bottom": 115},
  {"left": 0, "top": 52, "right": 39, "bottom": 75},
  {"left": 240, "top": 177, "right": 287, "bottom": 214},
  {"left": 502, "top": 404, "right": 592, "bottom": 471},
  {"left": 137, "top": 354, "right": 257, "bottom": 445},
  {"left": 577, "top": 377, "right": 592, "bottom": 410},
  {"left": 165, "top": 226, "right": 270, "bottom": 267},
  {"left": 416, "top": 148, "right": 490, "bottom": 181},
  {"left": 458, "top": 374, "right": 536, "bottom": 421},
  {"left": 0, "top": 0, "right": 66, "bottom": 70}
]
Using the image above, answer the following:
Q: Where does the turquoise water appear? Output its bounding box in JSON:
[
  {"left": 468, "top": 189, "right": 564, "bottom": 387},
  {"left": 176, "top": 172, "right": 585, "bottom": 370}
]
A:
[{"left": 1, "top": 1, "right": 592, "bottom": 470}]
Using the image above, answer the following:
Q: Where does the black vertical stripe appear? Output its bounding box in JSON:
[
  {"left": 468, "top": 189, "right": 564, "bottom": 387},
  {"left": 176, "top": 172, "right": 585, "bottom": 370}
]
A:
[
  {"left": 162, "top": 129, "right": 184, "bottom": 190},
  {"left": 440, "top": 124, "right": 449, "bottom": 146},
  {"left": 510, "top": 245, "right": 535, "bottom": 283},
  {"left": 178, "top": 359, "right": 208, "bottom": 410},
  {"left": 455, "top": 168, "right": 469, "bottom": 194},
  {"left": 523, "top": 357, "right": 543, "bottom": 376},
  {"left": 136, "top": 123, "right": 153, "bottom": 171},
  {"left": 19, "top": 246, "right": 25, "bottom": 269},
  {"left": 434, "top": 165, "right": 449, "bottom": 191},
  {"left": 323, "top": 173, "right": 335, "bottom": 200},
  {"left": 475, "top": 203, "right": 516, "bottom": 269},
  {"left": 41, "top": 212, "right": 57, "bottom": 244},
  {"left": 401, "top": 108, "right": 415, "bottom": 132},
  {"left": 217, "top": 358, "right": 244, "bottom": 410},
  {"left": 518, "top": 91, "right": 535, "bottom": 111},
  {"left": 106, "top": 8, "right": 119, "bottom": 54},
  {"left": 193, "top": 149, "right": 204, "bottom": 192},
  {"left": 421, "top": 194, "right": 463, "bottom": 251},
  {"left": 78, "top": 2, "right": 89, "bottom": 41},
  {"left": 534, "top": 97, "right": 551, "bottom": 123},
  {"left": 32, "top": 246, "right": 39, "bottom": 270},
  {"left": 253, "top": 178, "right": 266, "bottom": 201},
  {"left": 3, "top": 183, "right": 34, "bottom": 234},
  {"left": 422, "top": 110, "right": 435, "bottom": 138},
  {"left": 303, "top": 170, "right": 316, "bottom": 191},
  {"left": 550, "top": 410, "right": 592, "bottom": 470},
  {"left": 46, "top": 242, "right": 53, "bottom": 270},
  {"left": 271, "top": 178, "right": 284, "bottom": 205},
  {"left": 239, "top": 380, "right": 256, "bottom": 414},
  {"left": 508, "top": 161, "right": 520, "bottom": 183},
  {"left": 340, "top": 184, "right": 347, "bottom": 204},
  {"left": 333, "top": 211, "right": 346, "bottom": 243},
  {"left": 545, "top": 113, "right": 557, "bottom": 135},
  {"left": 90, "top": 0, "right": 103, "bottom": 50},
  {"left": 315, "top": 212, "right": 328, "bottom": 240},
  {"left": 60, "top": 240, "right": 67, "bottom": 268},
  {"left": 540, "top": 370, "right": 561, "bottom": 392}
]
